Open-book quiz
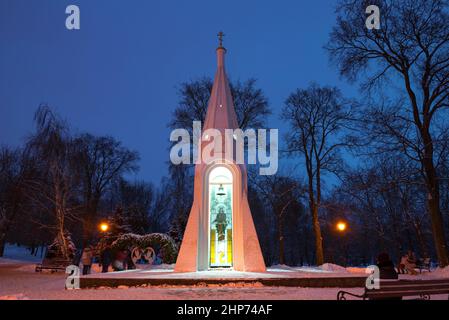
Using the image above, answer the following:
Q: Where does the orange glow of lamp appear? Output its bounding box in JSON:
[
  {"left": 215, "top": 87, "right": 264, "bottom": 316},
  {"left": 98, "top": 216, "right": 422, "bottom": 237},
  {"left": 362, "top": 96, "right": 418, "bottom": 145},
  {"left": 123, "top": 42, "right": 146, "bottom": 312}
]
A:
[
  {"left": 99, "top": 223, "right": 109, "bottom": 232},
  {"left": 336, "top": 221, "right": 347, "bottom": 232}
]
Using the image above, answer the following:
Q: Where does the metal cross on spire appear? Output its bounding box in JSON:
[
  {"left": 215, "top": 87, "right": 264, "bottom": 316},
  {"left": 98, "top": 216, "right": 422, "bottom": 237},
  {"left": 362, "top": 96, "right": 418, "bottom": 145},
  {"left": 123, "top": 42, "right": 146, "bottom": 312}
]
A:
[{"left": 217, "top": 31, "right": 225, "bottom": 48}]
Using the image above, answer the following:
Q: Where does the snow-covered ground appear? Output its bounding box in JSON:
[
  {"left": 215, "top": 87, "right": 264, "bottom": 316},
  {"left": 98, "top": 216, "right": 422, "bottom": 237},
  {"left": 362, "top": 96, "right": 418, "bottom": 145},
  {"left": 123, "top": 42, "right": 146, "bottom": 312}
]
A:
[
  {"left": 1, "top": 244, "right": 448, "bottom": 300},
  {"left": 0, "top": 260, "right": 363, "bottom": 300},
  {"left": 0, "top": 251, "right": 358, "bottom": 300}
]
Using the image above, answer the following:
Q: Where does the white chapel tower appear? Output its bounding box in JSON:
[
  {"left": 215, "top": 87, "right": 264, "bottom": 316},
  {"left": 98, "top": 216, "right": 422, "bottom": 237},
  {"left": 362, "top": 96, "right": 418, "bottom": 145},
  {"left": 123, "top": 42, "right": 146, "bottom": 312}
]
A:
[{"left": 174, "top": 33, "right": 266, "bottom": 272}]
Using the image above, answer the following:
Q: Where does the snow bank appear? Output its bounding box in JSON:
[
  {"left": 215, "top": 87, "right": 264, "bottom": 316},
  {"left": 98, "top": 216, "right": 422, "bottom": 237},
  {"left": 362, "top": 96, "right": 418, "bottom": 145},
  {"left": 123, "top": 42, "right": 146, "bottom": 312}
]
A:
[
  {"left": 320, "top": 263, "right": 349, "bottom": 273},
  {"left": 431, "top": 266, "right": 449, "bottom": 278},
  {"left": 268, "top": 265, "right": 297, "bottom": 272}
]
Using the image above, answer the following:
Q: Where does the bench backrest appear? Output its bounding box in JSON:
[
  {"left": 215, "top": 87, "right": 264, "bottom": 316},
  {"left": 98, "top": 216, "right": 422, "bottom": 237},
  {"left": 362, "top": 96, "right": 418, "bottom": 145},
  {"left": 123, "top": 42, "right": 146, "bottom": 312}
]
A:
[{"left": 366, "top": 279, "right": 449, "bottom": 299}]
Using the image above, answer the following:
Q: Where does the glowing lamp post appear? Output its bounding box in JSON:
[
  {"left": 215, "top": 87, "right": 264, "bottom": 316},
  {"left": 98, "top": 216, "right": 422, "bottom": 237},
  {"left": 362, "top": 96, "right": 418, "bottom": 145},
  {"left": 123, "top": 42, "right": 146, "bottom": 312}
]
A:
[
  {"left": 99, "top": 223, "right": 109, "bottom": 233},
  {"left": 336, "top": 221, "right": 347, "bottom": 232},
  {"left": 335, "top": 220, "right": 349, "bottom": 266}
]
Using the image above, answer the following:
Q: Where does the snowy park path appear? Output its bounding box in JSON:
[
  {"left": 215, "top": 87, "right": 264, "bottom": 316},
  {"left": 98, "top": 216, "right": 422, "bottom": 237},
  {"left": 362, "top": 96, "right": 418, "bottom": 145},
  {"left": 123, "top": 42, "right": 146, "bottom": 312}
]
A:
[{"left": 0, "top": 262, "right": 362, "bottom": 300}]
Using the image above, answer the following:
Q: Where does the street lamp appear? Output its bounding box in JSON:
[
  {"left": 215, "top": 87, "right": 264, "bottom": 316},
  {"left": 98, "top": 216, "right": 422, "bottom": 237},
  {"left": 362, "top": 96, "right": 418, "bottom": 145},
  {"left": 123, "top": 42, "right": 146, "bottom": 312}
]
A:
[
  {"left": 335, "top": 220, "right": 349, "bottom": 266},
  {"left": 336, "top": 221, "right": 347, "bottom": 232},
  {"left": 99, "top": 222, "right": 109, "bottom": 233}
]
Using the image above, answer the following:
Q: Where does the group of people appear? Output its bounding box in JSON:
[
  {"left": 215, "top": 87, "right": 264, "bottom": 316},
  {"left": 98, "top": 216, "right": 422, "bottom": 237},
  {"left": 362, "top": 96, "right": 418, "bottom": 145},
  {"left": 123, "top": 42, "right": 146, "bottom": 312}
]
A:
[
  {"left": 375, "top": 250, "right": 426, "bottom": 280},
  {"left": 80, "top": 245, "right": 135, "bottom": 275},
  {"left": 398, "top": 250, "right": 419, "bottom": 275}
]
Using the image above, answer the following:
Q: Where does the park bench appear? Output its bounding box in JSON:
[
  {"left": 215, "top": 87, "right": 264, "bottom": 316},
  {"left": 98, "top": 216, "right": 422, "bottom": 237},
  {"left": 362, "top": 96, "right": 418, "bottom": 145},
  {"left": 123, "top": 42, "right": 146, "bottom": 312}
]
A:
[
  {"left": 337, "top": 279, "right": 449, "bottom": 300},
  {"left": 35, "top": 258, "right": 72, "bottom": 273}
]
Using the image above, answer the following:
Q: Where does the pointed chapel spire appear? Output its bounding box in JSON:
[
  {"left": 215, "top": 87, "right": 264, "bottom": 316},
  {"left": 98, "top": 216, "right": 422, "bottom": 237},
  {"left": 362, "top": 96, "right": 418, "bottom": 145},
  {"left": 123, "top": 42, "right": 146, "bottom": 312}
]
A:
[{"left": 203, "top": 32, "right": 240, "bottom": 132}]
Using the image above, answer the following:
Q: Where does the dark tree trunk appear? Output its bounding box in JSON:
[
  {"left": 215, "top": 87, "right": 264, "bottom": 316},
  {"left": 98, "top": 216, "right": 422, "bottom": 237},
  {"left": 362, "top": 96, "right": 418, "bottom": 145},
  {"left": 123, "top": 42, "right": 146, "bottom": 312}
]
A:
[
  {"left": 427, "top": 188, "right": 448, "bottom": 266},
  {"left": 278, "top": 216, "right": 285, "bottom": 265},
  {"left": 311, "top": 204, "right": 324, "bottom": 265},
  {"left": 313, "top": 167, "right": 324, "bottom": 266},
  {"left": 82, "top": 198, "right": 99, "bottom": 248},
  {"left": 422, "top": 129, "right": 449, "bottom": 267},
  {"left": 414, "top": 221, "right": 429, "bottom": 258},
  {"left": 304, "top": 226, "right": 310, "bottom": 266},
  {"left": 0, "top": 237, "right": 5, "bottom": 257}
]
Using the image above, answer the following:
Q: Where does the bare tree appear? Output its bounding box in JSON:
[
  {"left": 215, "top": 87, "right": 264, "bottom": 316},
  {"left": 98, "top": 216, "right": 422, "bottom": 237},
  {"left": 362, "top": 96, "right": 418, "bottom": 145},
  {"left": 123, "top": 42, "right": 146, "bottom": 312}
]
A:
[
  {"left": 72, "top": 134, "right": 139, "bottom": 246},
  {"left": 108, "top": 178, "right": 163, "bottom": 234},
  {"left": 327, "top": 0, "right": 449, "bottom": 266},
  {"left": 166, "top": 163, "right": 194, "bottom": 243},
  {"left": 337, "top": 155, "right": 431, "bottom": 262},
  {"left": 169, "top": 78, "right": 271, "bottom": 131},
  {"left": 0, "top": 147, "right": 31, "bottom": 256},
  {"left": 0, "top": 147, "right": 17, "bottom": 256},
  {"left": 282, "top": 84, "right": 353, "bottom": 265},
  {"left": 252, "top": 174, "right": 300, "bottom": 265},
  {"left": 25, "top": 106, "right": 78, "bottom": 259}
]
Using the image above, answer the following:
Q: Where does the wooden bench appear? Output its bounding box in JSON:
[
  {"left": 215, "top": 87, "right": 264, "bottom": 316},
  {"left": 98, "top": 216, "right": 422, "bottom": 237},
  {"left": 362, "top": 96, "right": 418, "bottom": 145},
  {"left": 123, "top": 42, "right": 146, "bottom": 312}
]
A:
[
  {"left": 337, "top": 279, "right": 449, "bottom": 300},
  {"left": 35, "top": 258, "right": 72, "bottom": 273}
]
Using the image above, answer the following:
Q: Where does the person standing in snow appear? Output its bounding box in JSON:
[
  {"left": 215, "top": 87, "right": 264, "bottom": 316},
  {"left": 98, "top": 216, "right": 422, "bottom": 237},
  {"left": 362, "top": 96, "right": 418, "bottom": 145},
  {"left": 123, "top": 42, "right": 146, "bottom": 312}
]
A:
[
  {"left": 81, "top": 245, "right": 93, "bottom": 275},
  {"left": 100, "top": 246, "right": 113, "bottom": 273}
]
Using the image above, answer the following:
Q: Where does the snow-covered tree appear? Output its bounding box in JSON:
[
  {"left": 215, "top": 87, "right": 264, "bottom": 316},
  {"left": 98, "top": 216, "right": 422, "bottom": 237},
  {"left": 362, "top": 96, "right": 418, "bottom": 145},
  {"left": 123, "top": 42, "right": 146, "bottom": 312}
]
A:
[{"left": 25, "top": 105, "right": 79, "bottom": 260}]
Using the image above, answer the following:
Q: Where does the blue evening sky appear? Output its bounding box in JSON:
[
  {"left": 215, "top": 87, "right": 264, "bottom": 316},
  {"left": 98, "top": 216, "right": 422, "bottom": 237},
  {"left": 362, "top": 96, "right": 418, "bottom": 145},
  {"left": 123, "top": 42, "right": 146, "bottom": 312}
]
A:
[{"left": 0, "top": 0, "right": 358, "bottom": 184}]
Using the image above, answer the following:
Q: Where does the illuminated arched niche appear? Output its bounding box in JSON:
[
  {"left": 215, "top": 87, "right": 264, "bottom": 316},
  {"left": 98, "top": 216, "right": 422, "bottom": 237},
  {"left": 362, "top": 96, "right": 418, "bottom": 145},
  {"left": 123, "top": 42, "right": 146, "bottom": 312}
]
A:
[{"left": 208, "top": 166, "right": 233, "bottom": 268}]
